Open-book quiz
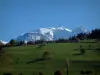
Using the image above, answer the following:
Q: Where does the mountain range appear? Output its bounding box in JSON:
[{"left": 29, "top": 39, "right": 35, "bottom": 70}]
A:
[
  {"left": 17, "top": 26, "right": 89, "bottom": 42},
  {"left": 0, "top": 40, "right": 8, "bottom": 45}
]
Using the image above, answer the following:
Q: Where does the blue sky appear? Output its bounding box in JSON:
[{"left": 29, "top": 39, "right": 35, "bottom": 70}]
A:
[{"left": 0, "top": 0, "right": 100, "bottom": 42}]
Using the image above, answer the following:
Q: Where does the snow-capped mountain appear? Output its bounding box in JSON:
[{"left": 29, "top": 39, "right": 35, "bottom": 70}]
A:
[
  {"left": 0, "top": 40, "right": 8, "bottom": 45},
  {"left": 17, "top": 26, "right": 88, "bottom": 42},
  {"left": 72, "top": 26, "right": 89, "bottom": 35}
]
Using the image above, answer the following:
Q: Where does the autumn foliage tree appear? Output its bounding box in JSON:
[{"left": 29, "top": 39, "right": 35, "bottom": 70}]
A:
[
  {"left": 9, "top": 39, "right": 16, "bottom": 46},
  {"left": 54, "top": 70, "right": 62, "bottom": 75},
  {"left": 42, "top": 50, "right": 50, "bottom": 59}
]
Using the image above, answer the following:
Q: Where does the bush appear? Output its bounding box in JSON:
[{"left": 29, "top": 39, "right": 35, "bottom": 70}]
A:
[
  {"left": 80, "top": 48, "right": 86, "bottom": 55},
  {"left": 3, "top": 73, "right": 12, "bottom": 75},
  {"left": 42, "top": 50, "right": 49, "bottom": 59},
  {"left": 39, "top": 72, "right": 43, "bottom": 75},
  {"left": 37, "top": 43, "right": 46, "bottom": 49},
  {"left": 0, "top": 46, "right": 2, "bottom": 50},
  {"left": 54, "top": 70, "right": 62, "bottom": 75}
]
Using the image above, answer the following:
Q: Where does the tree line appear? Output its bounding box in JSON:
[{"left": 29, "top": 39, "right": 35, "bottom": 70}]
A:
[{"left": 1, "top": 28, "right": 100, "bottom": 47}]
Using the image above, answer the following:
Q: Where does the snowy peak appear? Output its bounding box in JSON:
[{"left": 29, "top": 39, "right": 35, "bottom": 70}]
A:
[
  {"left": 0, "top": 40, "right": 8, "bottom": 45},
  {"left": 72, "top": 26, "right": 89, "bottom": 35},
  {"left": 36, "top": 26, "right": 72, "bottom": 32},
  {"left": 56, "top": 26, "right": 66, "bottom": 30},
  {"left": 55, "top": 26, "right": 72, "bottom": 32},
  {"left": 17, "top": 26, "right": 88, "bottom": 42}
]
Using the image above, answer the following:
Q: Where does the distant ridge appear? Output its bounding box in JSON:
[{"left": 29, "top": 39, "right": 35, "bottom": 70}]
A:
[
  {"left": 17, "top": 26, "right": 89, "bottom": 42},
  {"left": 0, "top": 40, "right": 8, "bottom": 45}
]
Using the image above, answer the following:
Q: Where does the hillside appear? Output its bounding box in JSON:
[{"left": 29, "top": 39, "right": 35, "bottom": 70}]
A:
[
  {"left": 0, "top": 42, "right": 100, "bottom": 75},
  {"left": 17, "top": 26, "right": 88, "bottom": 42}
]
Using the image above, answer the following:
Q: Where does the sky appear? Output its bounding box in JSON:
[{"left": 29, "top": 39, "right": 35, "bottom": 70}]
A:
[{"left": 0, "top": 0, "right": 100, "bottom": 42}]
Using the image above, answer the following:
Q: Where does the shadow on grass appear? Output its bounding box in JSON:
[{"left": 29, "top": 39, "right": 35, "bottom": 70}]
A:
[
  {"left": 27, "top": 58, "right": 51, "bottom": 64},
  {"left": 95, "top": 48, "right": 100, "bottom": 50},
  {"left": 87, "top": 48, "right": 95, "bottom": 50},
  {"left": 73, "top": 53, "right": 82, "bottom": 56}
]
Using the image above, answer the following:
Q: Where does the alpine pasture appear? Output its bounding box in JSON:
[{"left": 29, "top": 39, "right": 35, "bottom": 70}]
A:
[{"left": 0, "top": 40, "right": 100, "bottom": 75}]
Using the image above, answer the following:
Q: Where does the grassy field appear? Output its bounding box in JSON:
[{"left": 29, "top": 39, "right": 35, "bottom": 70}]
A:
[{"left": 0, "top": 42, "right": 100, "bottom": 75}]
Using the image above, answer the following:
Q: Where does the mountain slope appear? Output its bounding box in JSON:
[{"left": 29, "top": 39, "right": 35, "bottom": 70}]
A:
[
  {"left": 0, "top": 40, "right": 8, "bottom": 45},
  {"left": 17, "top": 26, "right": 88, "bottom": 42}
]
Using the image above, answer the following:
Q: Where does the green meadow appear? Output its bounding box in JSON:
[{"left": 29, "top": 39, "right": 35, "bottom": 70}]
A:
[{"left": 0, "top": 41, "right": 100, "bottom": 75}]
